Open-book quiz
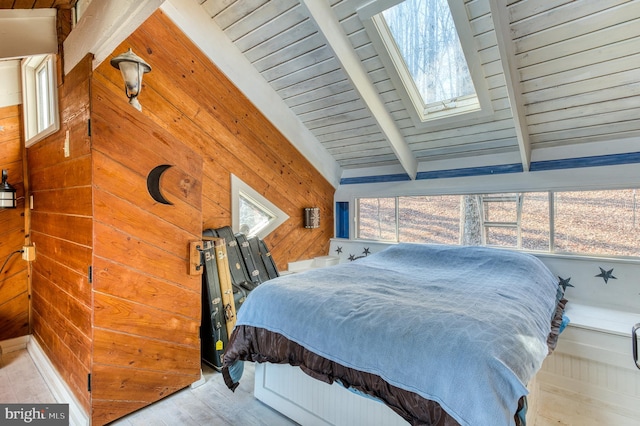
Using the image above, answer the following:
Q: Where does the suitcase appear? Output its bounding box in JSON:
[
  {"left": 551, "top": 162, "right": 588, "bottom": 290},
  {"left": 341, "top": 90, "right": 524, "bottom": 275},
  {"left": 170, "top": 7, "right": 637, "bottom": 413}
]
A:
[
  {"left": 210, "top": 226, "right": 255, "bottom": 292},
  {"left": 200, "top": 239, "right": 227, "bottom": 370},
  {"left": 203, "top": 228, "right": 250, "bottom": 310},
  {"left": 212, "top": 237, "right": 237, "bottom": 338},
  {"left": 248, "top": 237, "right": 269, "bottom": 283},
  {"left": 257, "top": 238, "right": 279, "bottom": 279},
  {"left": 235, "top": 232, "right": 261, "bottom": 286}
]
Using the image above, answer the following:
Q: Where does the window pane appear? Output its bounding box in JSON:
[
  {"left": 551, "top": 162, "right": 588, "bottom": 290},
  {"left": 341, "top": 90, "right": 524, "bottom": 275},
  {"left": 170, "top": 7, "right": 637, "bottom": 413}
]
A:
[
  {"left": 398, "top": 195, "right": 460, "bottom": 244},
  {"left": 554, "top": 189, "right": 640, "bottom": 256},
  {"left": 382, "top": 0, "right": 475, "bottom": 105},
  {"left": 482, "top": 194, "right": 518, "bottom": 223},
  {"left": 520, "top": 192, "right": 550, "bottom": 252},
  {"left": 484, "top": 226, "right": 518, "bottom": 247},
  {"left": 357, "top": 198, "right": 396, "bottom": 241},
  {"left": 36, "top": 62, "right": 51, "bottom": 132},
  {"left": 239, "top": 193, "right": 275, "bottom": 237}
]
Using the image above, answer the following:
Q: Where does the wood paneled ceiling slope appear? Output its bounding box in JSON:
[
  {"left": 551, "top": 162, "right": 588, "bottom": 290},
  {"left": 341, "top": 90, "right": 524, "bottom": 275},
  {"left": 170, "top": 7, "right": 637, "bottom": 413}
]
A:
[
  {"left": 5, "top": 0, "right": 640, "bottom": 186},
  {"left": 191, "top": 0, "right": 640, "bottom": 185}
]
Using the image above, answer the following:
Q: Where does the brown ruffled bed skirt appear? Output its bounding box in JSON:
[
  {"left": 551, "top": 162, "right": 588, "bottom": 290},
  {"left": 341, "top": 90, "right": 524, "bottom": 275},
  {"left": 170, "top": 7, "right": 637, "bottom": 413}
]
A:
[
  {"left": 222, "top": 297, "right": 567, "bottom": 425},
  {"left": 223, "top": 325, "right": 531, "bottom": 426}
]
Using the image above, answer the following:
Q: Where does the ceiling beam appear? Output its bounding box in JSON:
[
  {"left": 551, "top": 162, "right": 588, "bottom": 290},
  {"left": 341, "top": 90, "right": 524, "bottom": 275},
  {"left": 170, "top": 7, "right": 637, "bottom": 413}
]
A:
[
  {"left": 300, "top": 0, "right": 418, "bottom": 180},
  {"left": 63, "top": 0, "right": 164, "bottom": 75},
  {"left": 488, "top": 0, "right": 531, "bottom": 172}
]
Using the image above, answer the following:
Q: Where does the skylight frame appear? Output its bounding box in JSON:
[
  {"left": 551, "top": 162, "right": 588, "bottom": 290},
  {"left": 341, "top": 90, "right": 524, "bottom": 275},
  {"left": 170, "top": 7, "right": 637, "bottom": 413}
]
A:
[{"left": 358, "top": 0, "right": 493, "bottom": 127}]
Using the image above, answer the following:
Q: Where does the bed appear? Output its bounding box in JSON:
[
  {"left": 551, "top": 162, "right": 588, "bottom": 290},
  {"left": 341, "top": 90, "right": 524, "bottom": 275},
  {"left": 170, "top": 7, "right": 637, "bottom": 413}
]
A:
[{"left": 222, "top": 243, "right": 567, "bottom": 426}]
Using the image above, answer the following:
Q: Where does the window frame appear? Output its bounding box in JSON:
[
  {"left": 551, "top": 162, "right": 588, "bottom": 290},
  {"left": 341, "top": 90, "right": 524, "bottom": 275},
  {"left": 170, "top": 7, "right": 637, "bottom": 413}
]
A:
[
  {"left": 358, "top": 0, "right": 493, "bottom": 127},
  {"left": 22, "top": 54, "right": 59, "bottom": 147},
  {"left": 354, "top": 189, "right": 640, "bottom": 260},
  {"left": 231, "top": 174, "right": 289, "bottom": 239}
]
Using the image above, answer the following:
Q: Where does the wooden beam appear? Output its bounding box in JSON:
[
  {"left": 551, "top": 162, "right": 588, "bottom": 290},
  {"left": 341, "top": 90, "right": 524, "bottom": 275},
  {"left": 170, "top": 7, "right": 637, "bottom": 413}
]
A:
[
  {"left": 62, "top": 0, "right": 163, "bottom": 75},
  {"left": 300, "top": 0, "right": 418, "bottom": 180},
  {"left": 489, "top": 0, "right": 531, "bottom": 172}
]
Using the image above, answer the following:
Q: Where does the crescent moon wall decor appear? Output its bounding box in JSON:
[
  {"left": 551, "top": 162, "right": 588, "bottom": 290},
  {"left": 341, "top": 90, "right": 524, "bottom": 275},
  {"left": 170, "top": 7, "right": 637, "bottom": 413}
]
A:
[{"left": 147, "top": 164, "right": 173, "bottom": 205}]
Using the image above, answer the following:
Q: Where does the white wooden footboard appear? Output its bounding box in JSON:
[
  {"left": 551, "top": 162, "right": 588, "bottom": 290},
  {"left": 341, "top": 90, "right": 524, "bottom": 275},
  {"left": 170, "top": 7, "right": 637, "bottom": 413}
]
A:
[{"left": 254, "top": 363, "right": 409, "bottom": 426}]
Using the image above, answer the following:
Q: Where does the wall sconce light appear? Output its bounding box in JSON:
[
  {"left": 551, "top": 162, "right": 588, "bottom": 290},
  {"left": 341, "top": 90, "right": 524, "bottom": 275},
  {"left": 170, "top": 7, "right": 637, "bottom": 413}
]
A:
[
  {"left": 304, "top": 207, "right": 320, "bottom": 229},
  {"left": 110, "top": 48, "right": 151, "bottom": 111},
  {"left": 1, "top": 170, "right": 17, "bottom": 209}
]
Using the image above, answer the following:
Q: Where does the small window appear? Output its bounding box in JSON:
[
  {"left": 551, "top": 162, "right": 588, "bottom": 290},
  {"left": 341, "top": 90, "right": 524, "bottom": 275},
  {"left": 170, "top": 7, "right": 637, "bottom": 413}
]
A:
[
  {"left": 554, "top": 190, "right": 640, "bottom": 257},
  {"left": 231, "top": 175, "right": 289, "bottom": 238},
  {"left": 22, "top": 54, "right": 59, "bottom": 146},
  {"left": 73, "top": 0, "right": 92, "bottom": 25},
  {"left": 357, "top": 197, "right": 397, "bottom": 241},
  {"left": 398, "top": 195, "right": 460, "bottom": 244}
]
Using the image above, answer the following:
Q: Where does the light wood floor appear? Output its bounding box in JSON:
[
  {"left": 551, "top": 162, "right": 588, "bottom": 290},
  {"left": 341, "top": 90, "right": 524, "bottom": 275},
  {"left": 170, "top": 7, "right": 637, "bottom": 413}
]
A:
[{"left": 0, "top": 348, "right": 298, "bottom": 425}]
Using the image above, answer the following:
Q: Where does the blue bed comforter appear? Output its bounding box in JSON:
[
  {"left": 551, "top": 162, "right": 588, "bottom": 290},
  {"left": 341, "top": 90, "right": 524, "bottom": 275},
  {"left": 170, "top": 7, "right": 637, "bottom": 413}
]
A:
[{"left": 235, "top": 243, "right": 559, "bottom": 426}]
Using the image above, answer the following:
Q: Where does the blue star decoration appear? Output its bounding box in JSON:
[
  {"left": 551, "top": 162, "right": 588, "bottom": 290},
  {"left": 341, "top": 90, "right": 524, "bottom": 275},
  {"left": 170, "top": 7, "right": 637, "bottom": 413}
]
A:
[
  {"left": 335, "top": 246, "right": 343, "bottom": 254},
  {"left": 558, "top": 276, "right": 574, "bottom": 291},
  {"left": 595, "top": 267, "right": 616, "bottom": 284}
]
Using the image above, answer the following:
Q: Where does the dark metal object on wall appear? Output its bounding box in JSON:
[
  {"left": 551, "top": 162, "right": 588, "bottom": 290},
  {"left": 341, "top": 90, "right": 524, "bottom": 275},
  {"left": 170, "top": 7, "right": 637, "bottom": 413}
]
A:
[{"left": 147, "top": 164, "right": 173, "bottom": 205}]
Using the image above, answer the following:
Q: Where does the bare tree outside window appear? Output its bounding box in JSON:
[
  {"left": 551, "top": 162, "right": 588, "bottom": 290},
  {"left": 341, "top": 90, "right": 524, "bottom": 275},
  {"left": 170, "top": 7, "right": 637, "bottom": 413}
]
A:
[
  {"left": 382, "top": 0, "right": 475, "bottom": 105},
  {"left": 356, "top": 189, "right": 640, "bottom": 258}
]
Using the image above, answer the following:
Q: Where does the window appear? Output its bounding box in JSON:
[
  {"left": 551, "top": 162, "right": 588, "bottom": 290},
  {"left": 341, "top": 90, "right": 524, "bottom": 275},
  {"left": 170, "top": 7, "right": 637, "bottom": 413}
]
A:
[
  {"left": 360, "top": 0, "right": 491, "bottom": 124},
  {"left": 356, "top": 189, "right": 640, "bottom": 258},
  {"left": 554, "top": 190, "right": 640, "bottom": 257},
  {"left": 22, "top": 54, "right": 59, "bottom": 146},
  {"left": 382, "top": 0, "right": 475, "bottom": 106},
  {"left": 73, "top": 0, "right": 92, "bottom": 25},
  {"left": 231, "top": 175, "right": 289, "bottom": 238}
]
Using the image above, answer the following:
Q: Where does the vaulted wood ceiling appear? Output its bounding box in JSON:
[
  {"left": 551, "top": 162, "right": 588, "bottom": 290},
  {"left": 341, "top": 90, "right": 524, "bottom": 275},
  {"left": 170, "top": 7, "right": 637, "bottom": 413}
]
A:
[
  {"left": 192, "top": 0, "right": 640, "bottom": 181},
  {"left": 5, "top": 0, "right": 640, "bottom": 184}
]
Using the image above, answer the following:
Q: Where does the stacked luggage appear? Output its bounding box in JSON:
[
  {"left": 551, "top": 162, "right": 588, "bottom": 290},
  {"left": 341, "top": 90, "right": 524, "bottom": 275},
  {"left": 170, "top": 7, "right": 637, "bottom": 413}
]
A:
[{"left": 200, "top": 226, "right": 279, "bottom": 370}]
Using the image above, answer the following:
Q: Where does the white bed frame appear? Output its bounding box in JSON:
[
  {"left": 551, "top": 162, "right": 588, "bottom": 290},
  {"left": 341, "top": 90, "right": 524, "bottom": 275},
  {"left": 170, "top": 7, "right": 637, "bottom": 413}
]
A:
[{"left": 254, "top": 362, "right": 410, "bottom": 426}]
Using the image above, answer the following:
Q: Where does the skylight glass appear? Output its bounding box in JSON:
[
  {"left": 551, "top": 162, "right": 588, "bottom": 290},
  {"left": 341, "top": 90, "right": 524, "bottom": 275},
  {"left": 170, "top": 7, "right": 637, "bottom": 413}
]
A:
[{"left": 381, "top": 0, "right": 476, "bottom": 107}]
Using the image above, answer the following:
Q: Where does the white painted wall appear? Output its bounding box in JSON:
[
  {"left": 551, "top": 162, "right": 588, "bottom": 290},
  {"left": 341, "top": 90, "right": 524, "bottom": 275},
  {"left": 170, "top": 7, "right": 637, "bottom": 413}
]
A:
[
  {"left": 0, "top": 60, "right": 21, "bottom": 108},
  {"left": 0, "top": 9, "right": 57, "bottom": 60}
]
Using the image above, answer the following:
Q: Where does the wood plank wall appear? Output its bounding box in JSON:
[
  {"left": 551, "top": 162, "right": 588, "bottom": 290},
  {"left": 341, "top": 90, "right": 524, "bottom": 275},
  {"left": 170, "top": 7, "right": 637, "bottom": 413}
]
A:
[
  {"left": 89, "top": 66, "right": 204, "bottom": 425},
  {"left": 102, "top": 10, "right": 336, "bottom": 270},
  {"left": 0, "top": 104, "right": 28, "bottom": 341},
  {"left": 23, "top": 8, "right": 335, "bottom": 425},
  {"left": 28, "top": 54, "right": 93, "bottom": 413},
  {"left": 86, "top": 10, "right": 334, "bottom": 423}
]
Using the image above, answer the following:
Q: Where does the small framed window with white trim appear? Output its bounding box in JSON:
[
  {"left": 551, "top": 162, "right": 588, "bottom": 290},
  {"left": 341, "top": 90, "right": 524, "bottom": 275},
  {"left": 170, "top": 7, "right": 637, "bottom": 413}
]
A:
[{"left": 22, "top": 54, "right": 60, "bottom": 147}]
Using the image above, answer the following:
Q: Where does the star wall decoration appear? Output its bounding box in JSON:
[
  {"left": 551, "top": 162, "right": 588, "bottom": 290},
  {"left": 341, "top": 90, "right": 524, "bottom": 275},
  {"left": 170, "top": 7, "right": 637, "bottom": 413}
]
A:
[
  {"left": 558, "top": 276, "right": 574, "bottom": 291},
  {"left": 335, "top": 246, "right": 343, "bottom": 254},
  {"left": 595, "top": 267, "right": 616, "bottom": 284},
  {"left": 348, "top": 248, "right": 371, "bottom": 261}
]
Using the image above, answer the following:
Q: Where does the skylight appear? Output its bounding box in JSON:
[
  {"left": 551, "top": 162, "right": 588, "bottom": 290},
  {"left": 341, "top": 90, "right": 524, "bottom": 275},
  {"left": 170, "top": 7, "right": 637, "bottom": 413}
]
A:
[
  {"left": 382, "top": 0, "right": 475, "bottom": 106},
  {"left": 360, "top": 0, "right": 490, "bottom": 124}
]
